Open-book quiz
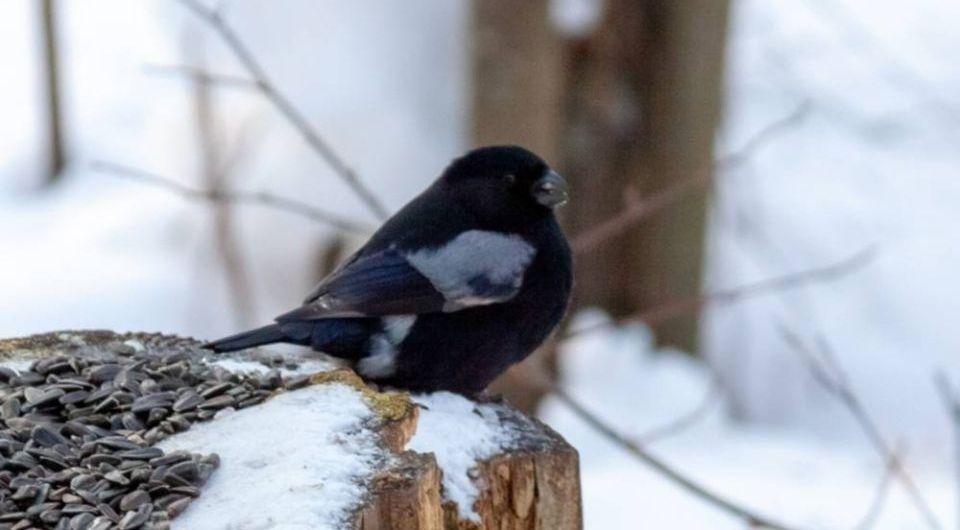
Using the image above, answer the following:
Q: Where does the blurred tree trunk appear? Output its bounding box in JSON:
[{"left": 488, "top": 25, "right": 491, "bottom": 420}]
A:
[
  {"left": 39, "top": 0, "right": 65, "bottom": 182},
  {"left": 564, "top": 0, "right": 729, "bottom": 351},
  {"left": 472, "top": 0, "right": 566, "bottom": 162},
  {"left": 475, "top": 0, "right": 729, "bottom": 410}
]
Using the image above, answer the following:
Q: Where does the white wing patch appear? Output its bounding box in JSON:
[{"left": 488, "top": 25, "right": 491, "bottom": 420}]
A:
[
  {"left": 357, "top": 315, "right": 417, "bottom": 378},
  {"left": 405, "top": 230, "right": 536, "bottom": 311}
]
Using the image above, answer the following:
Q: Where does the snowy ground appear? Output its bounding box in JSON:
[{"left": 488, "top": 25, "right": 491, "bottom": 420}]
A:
[
  {"left": 709, "top": 0, "right": 960, "bottom": 448},
  {"left": 544, "top": 312, "right": 956, "bottom": 529},
  {"left": 2, "top": 0, "right": 960, "bottom": 528}
]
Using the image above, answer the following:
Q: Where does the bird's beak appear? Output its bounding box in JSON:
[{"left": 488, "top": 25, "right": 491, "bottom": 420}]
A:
[{"left": 532, "top": 170, "right": 569, "bottom": 209}]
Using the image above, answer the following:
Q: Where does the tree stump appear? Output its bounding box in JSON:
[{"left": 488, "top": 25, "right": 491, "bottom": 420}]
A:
[{"left": 0, "top": 331, "right": 581, "bottom": 530}]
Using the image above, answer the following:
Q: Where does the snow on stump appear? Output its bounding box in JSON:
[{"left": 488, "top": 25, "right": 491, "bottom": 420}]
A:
[{"left": 0, "top": 331, "right": 582, "bottom": 530}]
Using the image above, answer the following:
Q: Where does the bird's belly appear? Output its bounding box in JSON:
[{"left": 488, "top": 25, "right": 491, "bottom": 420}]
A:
[
  {"left": 372, "top": 308, "right": 532, "bottom": 395},
  {"left": 374, "top": 294, "right": 562, "bottom": 395}
]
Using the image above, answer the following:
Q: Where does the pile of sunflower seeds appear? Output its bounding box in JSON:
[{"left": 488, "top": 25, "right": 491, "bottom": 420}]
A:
[{"left": 0, "top": 336, "right": 297, "bottom": 530}]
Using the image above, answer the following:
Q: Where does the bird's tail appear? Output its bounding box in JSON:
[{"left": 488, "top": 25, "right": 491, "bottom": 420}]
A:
[{"left": 204, "top": 323, "right": 289, "bottom": 353}]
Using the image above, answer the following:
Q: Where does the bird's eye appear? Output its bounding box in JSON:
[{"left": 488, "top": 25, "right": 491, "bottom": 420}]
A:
[{"left": 503, "top": 174, "right": 516, "bottom": 185}]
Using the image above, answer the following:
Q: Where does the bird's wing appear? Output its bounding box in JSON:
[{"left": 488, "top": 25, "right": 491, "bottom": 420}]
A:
[{"left": 276, "top": 230, "right": 537, "bottom": 322}]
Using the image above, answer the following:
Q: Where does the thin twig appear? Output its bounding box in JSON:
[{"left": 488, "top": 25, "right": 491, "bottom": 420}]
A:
[
  {"left": 565, "top": 245, "right": 874, "bottom": 340},
  {"left": 173, "top": 0, "right": 390, "bottom": 220},
  {"left": 143, "top": 63, "right": 260, "bottom": 89},
  {"left": 852, "top": 443, "right": 903, "bottom": 530},
  {"left": 91, "top": 160, "right": 373, "bottom": 235},
  {"left": 544, "top": 381, "right": 809, "bottom": 530},
  {"left": 716, "top": 102, "right": 812, "bottom": 170},
  {"left": 636, "top": 375, "right": 724, "bottom": 445},
  {"left": 510, "top": 361, "right": 808, "bottom": 530},
  {"left": 570, "top": 103, "right": 809, "bottom": 255},
  {"left": 935, "top": 372, "right": 960, "bottom": 430},
  {"left": 934, "top": 372, "right": 960, "bottom": 530},
  {"left": 780, "top": 328, "right": 944, "bottom": 530},
  {"left": 187, "top": 38, "right": 258, "bottom": 327}
]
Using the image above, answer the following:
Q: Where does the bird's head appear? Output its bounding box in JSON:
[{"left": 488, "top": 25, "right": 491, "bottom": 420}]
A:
[{"left": 439, "top": 146, "right": 568, "bottom": 229}]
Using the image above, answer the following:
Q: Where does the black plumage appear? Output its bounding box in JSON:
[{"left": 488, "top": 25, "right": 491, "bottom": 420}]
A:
[{"left": 205, "top": 146, "right": 573, "bottom": 395}]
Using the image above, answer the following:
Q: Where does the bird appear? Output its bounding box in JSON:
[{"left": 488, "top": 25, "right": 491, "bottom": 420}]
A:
[{"left": 205, "top": 145, "right": 573, "bottom": 395}]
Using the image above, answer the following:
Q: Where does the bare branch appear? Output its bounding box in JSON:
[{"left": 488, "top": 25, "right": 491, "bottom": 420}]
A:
[
  {"left": 509, "top": 361, "right": 809, "bottom": 530},
  {"left": 91, "top": 160, "right": 373, "bottom": 235},
  {"left": 39, "top": 0, "right": 65, "bottom": 182},
  {"left": 533, "top": 375, "right": 810, "bottom": 530},
  {"left": 935, "top": 372, "right": 960, "bottom": 425},
  {"left": 639, "top": 245, "right": 873, "bottom": 327},
  {"left": 780, "top": 328, "right": 944, "bottom": 530},
  {"left": 186, "top": 42, "right": 257, "bottom": 327},
  {"left": 934, "top": 372, "right": 960, "bottom": 530},
  {"left": 565, "top": 245, "right": 874, "bottom": 340},
  {"left": 143, "top": 63, "right": 260, "bottom": 89},
  {"left": 852, "top": 443, "right": 903, "bottom": 530},
  {"left": 173, "top": 0, "right": 390, "bottom": 220},
  {"left": 716, "top": 102, "right": 812, "bottom": 171},
  {"left": 535, "top": 337, "right": 920, "bottom": 530},
  {"left": 570, "top": 103, "right": 809, "bottom": 255}
]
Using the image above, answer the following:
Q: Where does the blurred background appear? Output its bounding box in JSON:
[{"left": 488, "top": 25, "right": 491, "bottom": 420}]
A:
[{"left": 2, "top": 0, "right": 960, "bottom": 527}]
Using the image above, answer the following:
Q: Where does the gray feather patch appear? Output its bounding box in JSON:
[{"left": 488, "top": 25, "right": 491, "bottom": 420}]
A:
[
  {"left": 405, "top": 230, "right": 536, "bottom": 310},
  {"left": 358, "top": 315, "right": 417, "bottom": 378}
]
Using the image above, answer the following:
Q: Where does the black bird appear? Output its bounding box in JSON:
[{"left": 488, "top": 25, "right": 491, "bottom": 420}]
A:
[{"left": 205, "top": 146, "right": 572, "bottom": 395}]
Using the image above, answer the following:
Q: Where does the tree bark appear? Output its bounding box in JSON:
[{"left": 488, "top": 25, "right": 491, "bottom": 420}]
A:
[
  {"left": 472, "top": 0, "right": 730, "bottom": 358},
  {"left": 449, "top": 429, "right": 581, "bottom": 530},
  {"left": 357, "top": 452, "right": 444, "bottom": 530},
  {"left": 626, "top": 0, "right": 729, "bottom": 351},
  {"left": 471, "top": 0, "right": 565, "bottom": 161}
]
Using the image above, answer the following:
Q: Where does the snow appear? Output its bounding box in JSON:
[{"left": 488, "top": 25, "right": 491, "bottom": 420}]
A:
[
  {"left": 549, "top": 0, "right": 604, "bottom": 38},
  {"left": 158, "top": 384, "right": 386, "bottom": 530},
  {"left": 707, "top": 0, "right": 960, "bottom": 459},
  {"left": 206, "top": 355, "right": 338, "bottom": 377},
  {"left": 408, "top": 392, "right": 520, "bottom": 522},
  {"left": 174, "top": 355, "right": 534, "bottom": 525},
  {"left": 0, "top": 359, "right": 36, "bottom": 374},
  {"left": 542, "top": 311, "right": 955, "bottom": 529}
]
